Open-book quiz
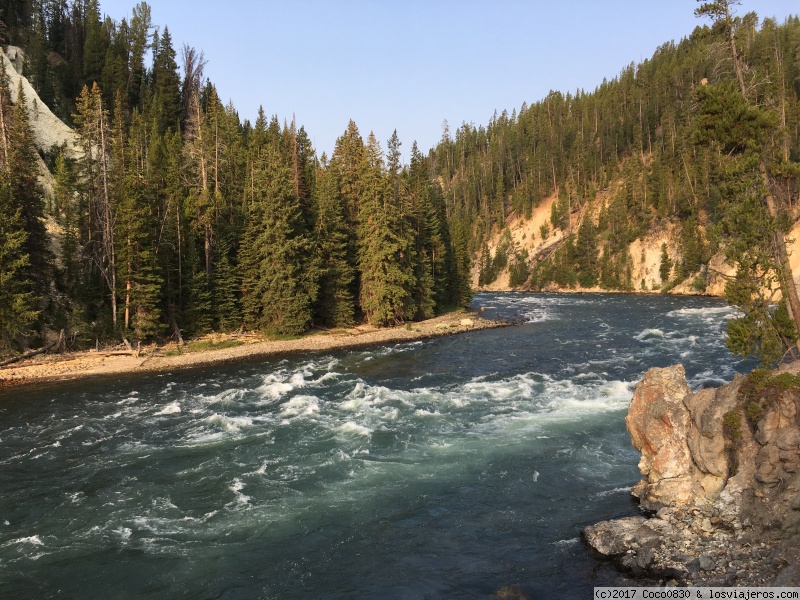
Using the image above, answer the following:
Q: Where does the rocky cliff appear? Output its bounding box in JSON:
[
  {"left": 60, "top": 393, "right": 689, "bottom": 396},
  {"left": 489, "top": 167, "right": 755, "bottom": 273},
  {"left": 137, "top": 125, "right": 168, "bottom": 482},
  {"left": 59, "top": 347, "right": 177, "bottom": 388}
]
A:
[
  {"left": 582, "top": 364, "right": 800, "bottom": 585},
  {"left": 472, "top": 194, "right": 800, "bottom": 299}
]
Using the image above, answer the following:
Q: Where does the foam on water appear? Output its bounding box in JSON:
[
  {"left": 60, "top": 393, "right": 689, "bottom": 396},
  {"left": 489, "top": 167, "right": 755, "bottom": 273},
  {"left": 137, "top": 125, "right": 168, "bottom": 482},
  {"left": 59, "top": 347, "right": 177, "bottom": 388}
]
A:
[
  {"left": 594, "top": 486, "right": 633, "bottom": 498},
  {"left": 279, "top": 395, "right": 320, "bottom": 417},
  {"left": 338, "top": 422, "right": 373, "bottom": 437},
  {"left": 155, "top": 402, "right": 181, "bottom": 415},
  {"left": 258, "top": 376, "right": 295, "bottom": 401},
  {"left": 229, "top": 479, "right": 251, "bottom": 506},
  {"left": 414, "top": 408, "right": 441, "bottom": 418},
  {"left": 667, "top": 305, "right": 740, "bottom": 319},
  {"left": 205, "top": 414, "right": 252, "bottom": 432},
  {"left": 634, "top": 328, "right": 664, "bottom": 341},
  {"left": 6, "top": 535, "right": 44, "bottom": 546}
]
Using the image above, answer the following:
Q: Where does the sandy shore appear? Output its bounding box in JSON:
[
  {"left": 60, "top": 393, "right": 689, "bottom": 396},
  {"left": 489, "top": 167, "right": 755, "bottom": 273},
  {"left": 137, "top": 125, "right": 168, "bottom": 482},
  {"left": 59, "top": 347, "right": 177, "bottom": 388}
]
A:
[{"left": 0, "top": 313, "right": 506, "bottom": 389}]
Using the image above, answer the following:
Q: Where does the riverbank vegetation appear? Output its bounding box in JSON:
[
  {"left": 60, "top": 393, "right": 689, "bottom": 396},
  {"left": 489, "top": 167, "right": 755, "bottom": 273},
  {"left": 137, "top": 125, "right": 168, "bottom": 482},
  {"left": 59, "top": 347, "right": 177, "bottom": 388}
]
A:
[
  {"left": 0, "top": 0, "right": 799, "bottom": 366},
  {"left": 0, "top": 0, "right": 472, "bottom": 359}
]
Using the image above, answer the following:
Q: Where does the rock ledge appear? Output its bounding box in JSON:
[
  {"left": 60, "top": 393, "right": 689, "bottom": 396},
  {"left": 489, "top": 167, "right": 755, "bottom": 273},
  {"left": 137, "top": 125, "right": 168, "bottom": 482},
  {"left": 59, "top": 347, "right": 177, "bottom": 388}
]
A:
[{"left": 582, "top": 365, "right": 800, "bottom": 586}]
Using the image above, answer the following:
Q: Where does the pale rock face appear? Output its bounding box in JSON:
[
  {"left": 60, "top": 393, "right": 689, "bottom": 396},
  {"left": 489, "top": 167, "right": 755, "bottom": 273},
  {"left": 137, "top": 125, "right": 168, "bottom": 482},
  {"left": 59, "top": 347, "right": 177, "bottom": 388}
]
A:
[
  {"left": 583, "top": 364, "right": 800, "bottom": 585},
  {"left": 0, "top": 46, "right": 79, "bottom": 155},
  {"left": 625, "top": 365, "right": 698, "bottom": 509},
  {"left": 624, "top": 364, "right": 800, "bottom": 526},
  {"left": 757, "top": 395, "right": 798, "bottom": 444},
  {"left": 626, "top": 365, "right": 691, "bottom": 478},
  {"left": 685, "top": 388, "right": 728, "bottom": 478}
]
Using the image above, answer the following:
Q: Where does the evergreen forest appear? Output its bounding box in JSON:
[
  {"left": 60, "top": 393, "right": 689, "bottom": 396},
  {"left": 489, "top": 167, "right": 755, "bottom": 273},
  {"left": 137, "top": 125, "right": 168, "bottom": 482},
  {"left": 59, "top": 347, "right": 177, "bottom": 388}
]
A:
[
  {"left": 1, "top": 0, "right": 800, "bottom": 365},
  {"left": 0, "top": 0, "right": 471, "bottom": 354}
]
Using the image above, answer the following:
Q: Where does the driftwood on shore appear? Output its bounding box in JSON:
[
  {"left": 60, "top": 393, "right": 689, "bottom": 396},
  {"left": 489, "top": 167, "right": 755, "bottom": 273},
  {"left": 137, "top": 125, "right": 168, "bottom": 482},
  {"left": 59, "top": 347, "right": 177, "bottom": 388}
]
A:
[
  {"left": 0, "top": 314, "right": 507, "bottom": 389},
  {"left": 0, "top": 330, "right": 64, "bottom": 368}
]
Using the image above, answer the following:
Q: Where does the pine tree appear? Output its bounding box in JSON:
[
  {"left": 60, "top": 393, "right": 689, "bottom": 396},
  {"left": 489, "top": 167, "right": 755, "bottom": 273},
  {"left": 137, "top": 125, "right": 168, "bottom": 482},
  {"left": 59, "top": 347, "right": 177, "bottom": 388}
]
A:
[
  {"left": 113, "top": 102, "right": 162, "bottom": 340},
  {"left": 150, "top": 26, "right": 182, "bottom": 135},
  {"left": 659, "top": 243, "right": 673, "bottom": 284},
  {"left": 9, "top": 80, "right": 50, "bottom": 301},
  {"left": 694, "top": 1, "right": 747, "bottom": 97},
  {"left": 182, "top": 45, "right": 213, "bottom": 284},
  {"left": 450, "top": 215, "right": 474, "bottom": 307},
  {"left": 0, "top": 174, "right": 37, "bottom": 349},
  {"left": 314, "top": 158, "right": 355, "bottom": 327},
  {"left": 212, "top": 235, "right": 242, "bottom": 332},
  {"left": 82, "top": 0, "right": 106, "bottom": 86},
  {"left": 100, "top": 17, "right": 129, "bottom": 113},
  {"left": 407, "top": 141, "right": 438, "bottom": 318},
  {"left": 0, "top": 61, "right": 40, "bottom": 348},
  {"left": 426, "top": 175, "right": 458, "bottom": 308},
  {"left": 332, "top": 120, "right": 366, "bottom": 227},
  {"left": 240, "top": 145, "right": 317, "bottom": 336},
  {"left": 386, "top": 130, "right": 423, "bottom": 318},
  {"left": 51, "top": 148, "right": 89, "bottom": 339},
  {"left": 74, "top": 81, "right": 117, "bottom": 330},
  {"left": 693, "top": 81, "right": 795, "bottom": 364},
  {"left": 575, "top": 214, "right": 598, "bottom": 287},
  {"left": 357, "top": 133, "right": 414, "bottom": 326},
  {"left": 127, "top": 2, "right": 151, "bottom": 109},
  {"left": 184, "top": 243, "right": 213, "bottom": 334},
  {"left": 150, "top": 128, "right": 187, "bottom": 334},
  {"left": 329, "top": 120, "right": 366, "bottom": 309}
]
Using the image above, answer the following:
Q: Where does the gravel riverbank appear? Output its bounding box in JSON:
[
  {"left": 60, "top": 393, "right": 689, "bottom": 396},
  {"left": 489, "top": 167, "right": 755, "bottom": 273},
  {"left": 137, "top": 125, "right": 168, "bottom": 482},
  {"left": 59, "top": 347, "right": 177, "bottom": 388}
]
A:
[{"left": 0, "top": 313, "right": 505, "bottom": 389}]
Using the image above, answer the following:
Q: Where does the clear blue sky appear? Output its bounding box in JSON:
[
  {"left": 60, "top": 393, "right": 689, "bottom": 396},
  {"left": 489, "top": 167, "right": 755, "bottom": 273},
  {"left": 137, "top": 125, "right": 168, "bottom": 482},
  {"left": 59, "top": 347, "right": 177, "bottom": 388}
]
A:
[{"left": 98, "top": 0, "right": 799, "bottom": 159}]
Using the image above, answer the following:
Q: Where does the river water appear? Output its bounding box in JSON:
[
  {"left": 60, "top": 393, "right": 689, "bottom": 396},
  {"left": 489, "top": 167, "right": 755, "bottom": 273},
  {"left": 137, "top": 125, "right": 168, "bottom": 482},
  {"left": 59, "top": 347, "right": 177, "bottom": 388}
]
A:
[{"left": 0, "top": 293, "right": 750, "bottom": 599}]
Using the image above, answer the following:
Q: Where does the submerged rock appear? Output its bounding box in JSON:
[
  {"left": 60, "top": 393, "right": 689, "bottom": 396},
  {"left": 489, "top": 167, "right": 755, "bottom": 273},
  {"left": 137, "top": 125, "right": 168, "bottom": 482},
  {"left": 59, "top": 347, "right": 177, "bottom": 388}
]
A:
[{"left": 583, "top": 364, "right": 800, "bottom": 586}]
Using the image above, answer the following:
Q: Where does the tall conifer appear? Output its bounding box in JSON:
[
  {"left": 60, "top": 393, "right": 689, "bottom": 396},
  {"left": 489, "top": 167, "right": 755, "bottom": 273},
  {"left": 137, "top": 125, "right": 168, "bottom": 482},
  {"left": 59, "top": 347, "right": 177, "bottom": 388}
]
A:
[
  {"left": 240, "top": 146, "right": 317, "bottom": 335},
  {"left": 357, "top": 133, "right": 414, "bottom": 326},
  {"left": 9, "top": 81, "right": 50, "bottom": 301},
  {"left": 314, "top": 159, "right": 354, "bottom": 327},
  {"left": 150, "top": 26, "right": 182, "bottom": 135}
]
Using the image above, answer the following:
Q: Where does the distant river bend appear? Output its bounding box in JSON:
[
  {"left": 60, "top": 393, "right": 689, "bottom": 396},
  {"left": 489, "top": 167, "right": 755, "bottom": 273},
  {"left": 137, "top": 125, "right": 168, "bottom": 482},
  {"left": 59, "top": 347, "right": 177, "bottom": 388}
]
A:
[{"left": 0, "top": 293, "right": 750, "bottom": 598}]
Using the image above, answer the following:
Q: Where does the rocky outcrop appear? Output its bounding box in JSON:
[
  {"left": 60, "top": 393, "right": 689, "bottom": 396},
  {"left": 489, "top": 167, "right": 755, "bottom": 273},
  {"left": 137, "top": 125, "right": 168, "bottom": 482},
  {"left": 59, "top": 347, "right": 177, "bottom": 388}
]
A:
[
  {"left": 625, "top": 365, "right": 746, "bottom": 518},
  {"left": 583, "top": 364, "right": 800, "bottom": 585},
  {"left": 1, "top": 46, "right": 79, "bottom": 155}
]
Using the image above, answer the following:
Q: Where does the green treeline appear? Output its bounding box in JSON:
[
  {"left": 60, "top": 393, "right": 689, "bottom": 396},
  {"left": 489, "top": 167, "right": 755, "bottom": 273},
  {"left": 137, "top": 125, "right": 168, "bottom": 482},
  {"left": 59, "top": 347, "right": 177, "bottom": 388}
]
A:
[{"left": 0, "top": 0, "right": 471, "bottom": 353}]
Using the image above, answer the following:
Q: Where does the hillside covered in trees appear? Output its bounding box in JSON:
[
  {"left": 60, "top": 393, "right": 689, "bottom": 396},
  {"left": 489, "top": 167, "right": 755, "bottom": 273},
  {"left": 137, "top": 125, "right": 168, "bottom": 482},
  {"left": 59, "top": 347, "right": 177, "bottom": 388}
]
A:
[
  {"left": 0, "top": 0, "right": 472, "bottom": 355},
  {"left": 1, "top": 0, "right": 800, "bottom": 365},
  {"left": 428, "top": 2, "right": 800, "bottom": 364}
]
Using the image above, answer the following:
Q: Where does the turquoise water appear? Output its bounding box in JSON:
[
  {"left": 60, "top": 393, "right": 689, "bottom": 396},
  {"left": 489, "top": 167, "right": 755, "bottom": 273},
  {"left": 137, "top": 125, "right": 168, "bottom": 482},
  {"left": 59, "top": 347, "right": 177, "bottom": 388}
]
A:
[{"left": 0, "top": 293, "right": 749, "bottom": 598}]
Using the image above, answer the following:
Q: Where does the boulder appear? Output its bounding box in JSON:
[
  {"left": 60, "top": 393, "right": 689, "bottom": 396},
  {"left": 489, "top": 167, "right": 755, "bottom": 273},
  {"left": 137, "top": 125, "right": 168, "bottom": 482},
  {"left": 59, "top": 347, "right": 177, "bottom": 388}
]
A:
[
  {"left": 626, "top": 365, "right": 698, "bottom": 510},
  {"left": 685, "top": 383, "right": 739, "bottom": 479},
  {"left": 581, "top": 516, "right": 647, "bottom": 557},
  {"left": 583, "top": 364, "right": 800, "bottom": 585}
]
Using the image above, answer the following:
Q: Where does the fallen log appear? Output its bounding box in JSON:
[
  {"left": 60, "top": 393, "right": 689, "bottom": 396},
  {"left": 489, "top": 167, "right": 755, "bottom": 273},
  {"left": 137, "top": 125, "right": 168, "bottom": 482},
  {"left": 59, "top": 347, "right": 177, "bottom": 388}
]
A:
[{"left": 0, "top": 330, "right": 64, "bottom": 368}]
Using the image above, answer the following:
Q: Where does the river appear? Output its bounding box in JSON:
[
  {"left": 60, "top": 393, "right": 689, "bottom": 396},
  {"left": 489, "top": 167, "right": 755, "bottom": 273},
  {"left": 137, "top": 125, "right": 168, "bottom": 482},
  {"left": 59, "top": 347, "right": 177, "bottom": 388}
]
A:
[{"left": 0, "top": 293, "right": 751, "bottom": 598}]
